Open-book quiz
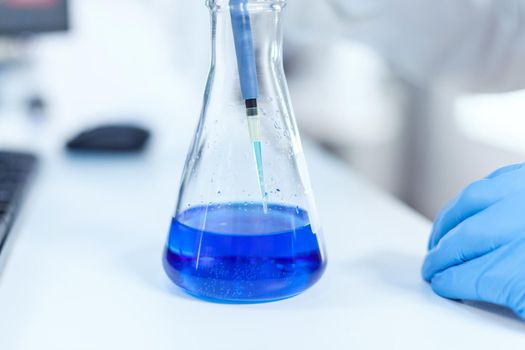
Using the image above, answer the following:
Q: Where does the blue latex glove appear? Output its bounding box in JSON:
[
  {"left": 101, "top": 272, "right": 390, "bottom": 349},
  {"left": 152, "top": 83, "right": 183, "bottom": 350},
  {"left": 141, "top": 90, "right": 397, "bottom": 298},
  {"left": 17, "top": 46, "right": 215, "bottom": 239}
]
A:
[{"left": 422, "top": 163, "right": 525, "bottom": 319}]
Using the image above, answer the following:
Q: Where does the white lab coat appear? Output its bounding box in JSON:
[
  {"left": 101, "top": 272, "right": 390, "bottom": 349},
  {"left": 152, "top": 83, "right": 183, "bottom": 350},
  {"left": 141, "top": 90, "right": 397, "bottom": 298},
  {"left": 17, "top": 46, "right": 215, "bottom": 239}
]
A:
[
  {"left": 287, "top": 0, "right": 525, "bottom": 92},
  {"left": 284, "top": 0, "right": 525, "bottom": 216}
]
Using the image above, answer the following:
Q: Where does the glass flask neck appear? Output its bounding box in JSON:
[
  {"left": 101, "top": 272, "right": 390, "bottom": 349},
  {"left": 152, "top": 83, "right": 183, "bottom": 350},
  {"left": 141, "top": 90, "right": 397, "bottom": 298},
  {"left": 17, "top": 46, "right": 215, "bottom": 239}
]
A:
[{"left": 207, "top": 1, "right": 285, "bottom": 75}]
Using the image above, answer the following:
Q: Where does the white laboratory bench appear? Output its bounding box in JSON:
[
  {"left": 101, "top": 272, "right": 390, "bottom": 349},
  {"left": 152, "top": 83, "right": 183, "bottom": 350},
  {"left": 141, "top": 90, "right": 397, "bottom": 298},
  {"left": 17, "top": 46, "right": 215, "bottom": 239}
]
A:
[
  {"left": 0, "top": 1, "right": 525, "bottom": 348},
  {"left": 1, "top": 127, "right": 525, "bottom": 349}
]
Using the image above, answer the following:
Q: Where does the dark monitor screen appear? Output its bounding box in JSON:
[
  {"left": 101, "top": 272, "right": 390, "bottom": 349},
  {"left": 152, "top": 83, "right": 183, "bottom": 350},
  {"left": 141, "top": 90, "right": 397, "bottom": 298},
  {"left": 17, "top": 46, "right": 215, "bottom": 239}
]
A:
[{"left": 0, "top": 0, "right": 68, "bottom": 36}]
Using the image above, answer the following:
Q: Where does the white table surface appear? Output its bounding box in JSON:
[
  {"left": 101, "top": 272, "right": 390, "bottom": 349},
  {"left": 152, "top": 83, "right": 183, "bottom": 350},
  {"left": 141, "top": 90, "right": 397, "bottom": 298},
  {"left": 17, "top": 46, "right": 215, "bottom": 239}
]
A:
[
  {"left": 2, "top": 128, "right": 525, "bottom": 350},
  {"left": 1, "top": 1, "right": 525, "bottom": 348}
]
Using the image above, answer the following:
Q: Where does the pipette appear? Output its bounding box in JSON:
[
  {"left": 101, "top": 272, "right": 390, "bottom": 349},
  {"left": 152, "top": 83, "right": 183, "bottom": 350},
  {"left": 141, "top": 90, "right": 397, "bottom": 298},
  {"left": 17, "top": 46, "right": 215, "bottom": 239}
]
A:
[{"left": 229, "top": 0, "right": 268, "bottom": 212}]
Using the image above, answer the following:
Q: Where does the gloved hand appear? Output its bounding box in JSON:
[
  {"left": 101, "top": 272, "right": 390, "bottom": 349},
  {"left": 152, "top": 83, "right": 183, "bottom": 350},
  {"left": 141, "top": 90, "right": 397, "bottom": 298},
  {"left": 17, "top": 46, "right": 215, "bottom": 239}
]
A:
[{"left": 422, "top": 163, "right": 525, "bottom": 319}]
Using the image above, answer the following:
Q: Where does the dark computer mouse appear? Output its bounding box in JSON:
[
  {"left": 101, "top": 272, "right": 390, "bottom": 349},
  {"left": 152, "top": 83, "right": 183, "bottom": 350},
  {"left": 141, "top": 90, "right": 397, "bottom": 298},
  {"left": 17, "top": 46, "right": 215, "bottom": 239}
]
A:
[{"left": 66, "top": 124, "right": 151, "bottom": 153}]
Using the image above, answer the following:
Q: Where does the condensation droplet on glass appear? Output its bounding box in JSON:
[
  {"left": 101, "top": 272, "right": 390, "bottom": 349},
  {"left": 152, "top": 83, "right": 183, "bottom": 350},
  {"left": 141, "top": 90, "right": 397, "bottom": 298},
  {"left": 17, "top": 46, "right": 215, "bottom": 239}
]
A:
[{"left": 273, "top": 121, "right": 281, "bottom": 129}]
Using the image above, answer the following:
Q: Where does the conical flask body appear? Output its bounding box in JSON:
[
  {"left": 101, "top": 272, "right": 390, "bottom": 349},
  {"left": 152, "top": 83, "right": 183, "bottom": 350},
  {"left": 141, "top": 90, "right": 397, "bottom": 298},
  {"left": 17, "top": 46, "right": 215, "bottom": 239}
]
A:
[{"left": 163, "top": 0, "right": 326, "bottom": 303}]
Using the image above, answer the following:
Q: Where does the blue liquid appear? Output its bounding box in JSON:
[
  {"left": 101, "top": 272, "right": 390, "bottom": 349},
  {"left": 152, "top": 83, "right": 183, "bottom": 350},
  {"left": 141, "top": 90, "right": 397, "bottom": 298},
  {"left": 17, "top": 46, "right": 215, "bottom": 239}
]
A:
[{"left": 163, "top": 203, "right": 325, "bottom": 303}]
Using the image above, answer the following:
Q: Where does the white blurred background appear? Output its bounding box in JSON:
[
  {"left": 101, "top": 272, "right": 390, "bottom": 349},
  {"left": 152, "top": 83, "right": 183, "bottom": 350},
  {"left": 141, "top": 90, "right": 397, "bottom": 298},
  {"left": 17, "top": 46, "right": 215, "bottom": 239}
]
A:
[{"left": 3, "top": 0, "right": 525, "bottom": 219}]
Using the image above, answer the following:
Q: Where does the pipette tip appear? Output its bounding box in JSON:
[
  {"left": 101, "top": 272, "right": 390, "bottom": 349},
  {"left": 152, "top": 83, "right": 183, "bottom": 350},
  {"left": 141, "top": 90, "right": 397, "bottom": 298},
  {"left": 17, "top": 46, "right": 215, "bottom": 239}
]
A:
[{"left": 252, "top": 139, "right": 268, "bottom": 214}]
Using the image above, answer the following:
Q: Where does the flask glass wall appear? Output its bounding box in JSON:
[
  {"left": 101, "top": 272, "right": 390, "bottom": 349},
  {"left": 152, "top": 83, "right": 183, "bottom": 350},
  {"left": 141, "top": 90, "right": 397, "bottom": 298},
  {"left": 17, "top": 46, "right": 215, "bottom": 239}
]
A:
[{"left": 163, "top": 0, "right": 326, "bottom": 303}]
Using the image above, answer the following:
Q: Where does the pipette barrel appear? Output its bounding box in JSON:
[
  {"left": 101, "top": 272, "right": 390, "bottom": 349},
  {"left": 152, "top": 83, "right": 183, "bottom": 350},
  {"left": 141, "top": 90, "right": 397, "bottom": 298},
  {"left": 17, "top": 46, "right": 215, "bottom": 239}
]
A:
[{"left": 229, "top": 0, "right": 259, "bottom": 101}]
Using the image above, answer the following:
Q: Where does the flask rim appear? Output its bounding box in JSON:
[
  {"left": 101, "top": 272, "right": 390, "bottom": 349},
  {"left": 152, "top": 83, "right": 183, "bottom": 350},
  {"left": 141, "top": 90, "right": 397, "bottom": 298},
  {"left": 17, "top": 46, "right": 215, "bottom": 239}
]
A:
[{"left": 206, "top": 0, "right": 287, "bottom": 11}]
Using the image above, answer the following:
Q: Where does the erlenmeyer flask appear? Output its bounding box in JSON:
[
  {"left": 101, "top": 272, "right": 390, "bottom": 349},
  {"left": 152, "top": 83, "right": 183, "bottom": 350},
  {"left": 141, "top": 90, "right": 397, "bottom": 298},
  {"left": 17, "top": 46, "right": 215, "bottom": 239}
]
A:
[{"left": 163, "top": 0, "right": 326, "bottom": 303}]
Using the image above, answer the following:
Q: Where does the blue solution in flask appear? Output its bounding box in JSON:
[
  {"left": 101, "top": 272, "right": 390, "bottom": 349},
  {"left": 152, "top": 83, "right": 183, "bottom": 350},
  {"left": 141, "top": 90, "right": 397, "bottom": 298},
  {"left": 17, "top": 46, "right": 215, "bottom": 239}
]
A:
[{"left": 163, "top": 203, "right": 325, "bottom": 303}]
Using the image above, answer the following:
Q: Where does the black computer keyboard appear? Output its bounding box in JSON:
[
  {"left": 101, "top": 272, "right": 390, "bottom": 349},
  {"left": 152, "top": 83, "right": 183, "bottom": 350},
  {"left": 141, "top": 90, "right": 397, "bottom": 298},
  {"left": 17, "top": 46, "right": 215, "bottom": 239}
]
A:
[{"left": 0, "top": 151, "right": 37, "bottom": 254}]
